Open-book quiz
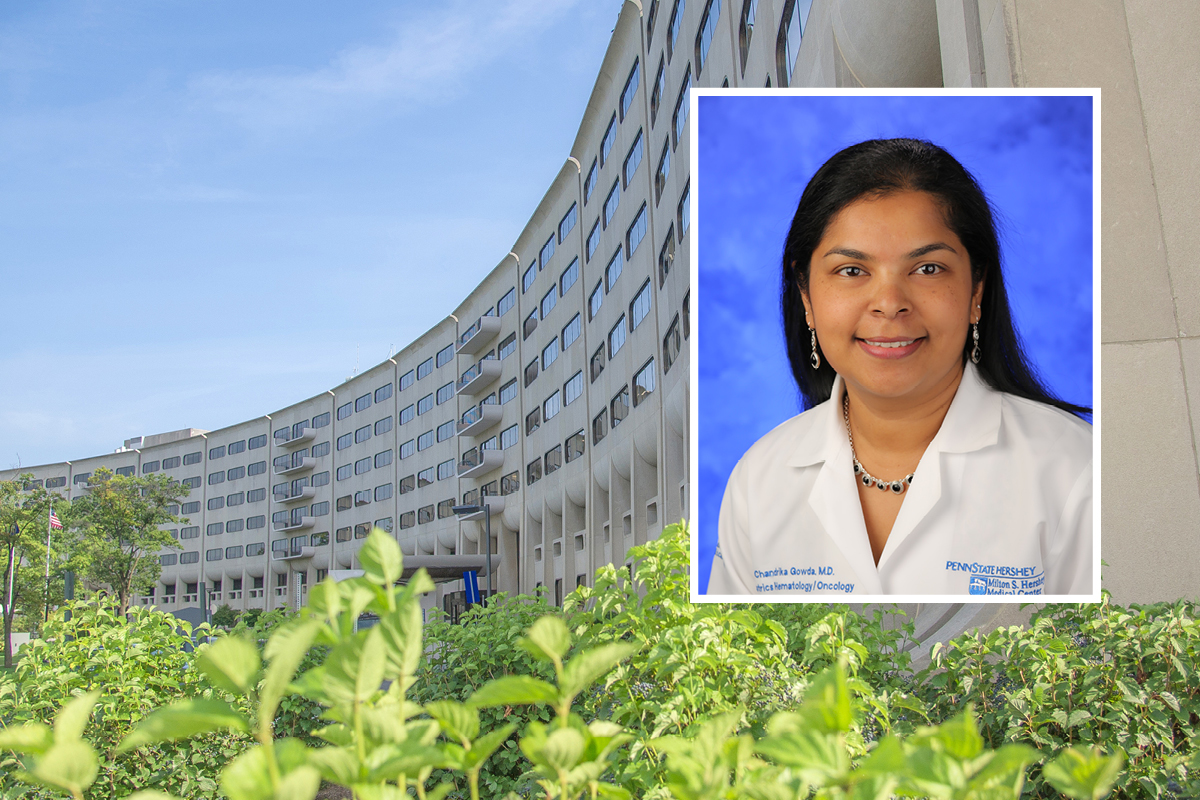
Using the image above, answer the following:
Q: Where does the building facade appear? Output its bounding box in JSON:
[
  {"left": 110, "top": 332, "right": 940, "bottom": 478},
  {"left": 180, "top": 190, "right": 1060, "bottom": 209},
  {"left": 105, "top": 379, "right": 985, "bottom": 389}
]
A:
[{"left": 6, "top": 0, "right": 1197, "bottom": 641}]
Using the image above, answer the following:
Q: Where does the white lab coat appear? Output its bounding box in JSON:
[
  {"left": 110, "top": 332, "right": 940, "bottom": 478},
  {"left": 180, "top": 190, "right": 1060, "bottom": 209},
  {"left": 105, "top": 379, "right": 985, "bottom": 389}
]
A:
[{"left": 708, "top": 364, "right": 1093, "bottom": 598}]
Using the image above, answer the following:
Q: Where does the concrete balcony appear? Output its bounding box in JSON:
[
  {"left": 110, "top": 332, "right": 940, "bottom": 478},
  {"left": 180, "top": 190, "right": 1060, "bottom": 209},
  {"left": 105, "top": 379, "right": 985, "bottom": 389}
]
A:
[
  {"left": 274, "top": 486, "right": 317, "bottom": 504},
  {"left": 272, "top": 545, "right": 317, "bottom": 562},
  {"left": 457, "top": 448, "right": 505, "bottom": 479},
  {"left": 456, "top": 495, "right": 506, "bottom": 521},
  {"left": 457, "top": 403, "right": 503, "bottom": 437},
  {"left": 456, "top": 315, "right": 502, "bottom": 355},
  {"left": 273, "top": 515, "right": 315, "bottom": 533},
  {"left": 275, "top": 427, "right": 316, "bottom": 448},
  {"left": 456, "top": 359, "right": 501, "bottom": 396},
  {"left": 274, "top": 455, "right": 316, "bottom": 476}
]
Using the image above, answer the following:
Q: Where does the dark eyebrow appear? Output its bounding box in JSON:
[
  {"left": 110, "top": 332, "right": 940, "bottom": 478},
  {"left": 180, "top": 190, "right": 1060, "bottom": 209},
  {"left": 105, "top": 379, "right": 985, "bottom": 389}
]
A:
[
  {"left": 906, "top": 242, "right": 958, "bottom": 259},
  {"left": 822, "top": 247, "right": 871, "bottom": 260}
]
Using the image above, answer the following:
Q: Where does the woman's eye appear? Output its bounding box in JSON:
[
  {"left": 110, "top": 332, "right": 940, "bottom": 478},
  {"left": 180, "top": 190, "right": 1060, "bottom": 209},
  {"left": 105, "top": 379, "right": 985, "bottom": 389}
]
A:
[
  {"left": 837, "top": 266, "right": 864, "bottom": 277},
  {"left": 916, "top": 263, "right": 942, "bottom": 275}
]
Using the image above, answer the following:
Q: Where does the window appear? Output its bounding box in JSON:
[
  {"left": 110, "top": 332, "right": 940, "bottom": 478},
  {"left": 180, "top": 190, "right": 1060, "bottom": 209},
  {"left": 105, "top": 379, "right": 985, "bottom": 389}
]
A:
[
  {"left": 230, "top": 439, "right": 248, "bottom": 456},
  {"left": 182, "top": 502, "right": 200, "bottom": 515},
  {"left": 437, "top": 459, "right": 455, "bottom": 480},
  {"left": 541, "top": 286, "right": 557, "bottom": 319},
  {"left": 375, "top": 449, "right": 393, "bottom": 468},
  {"left": 600, "top": 113, "right": 617, "bottom": 165},
  {"left": 583, "top": 159, "right": 598, "bottom": 204},
  {"left": 626, "top": 204, "right": 647, "bottom": 257},
  {"left": 311, "top": 501, "right": 330, "bottom": 516},
  {"left": 182, "top": 552, "right": 200, "bottom": 565},
  {"left": 433, "top": 500, "right": 453, "bottom": 520},
  {"left": 355, "top": 490, "right": 371, "bottom": 507},
  {"left": 523, "top": 263, "right": 537, "bottom": 294},
  {"left": 355, "top": 393, "right": 372, "bottom": 413},
  {"left": 684, "top": 291, "right": 691, "bottom": 338},
  {"left": 623, "top": 131, "right": 643, "bottom": 187},
  {"left": 655, "top": 140, "right": 671, "bottom": 203},
  {"left": 249, "top": 486, "right": 268, "bottom": 502},
  {"left": 399, "top": 475, "right": 415, "bottom": 494},
  {"left": 207, "top": 549, "right": 223, "bottom": 562},
  {"left": 678, "top": 180, "right": 691, "bottom": 239},
  {"left": 417, "top": 358, "right": 434, "bottom": 380},
  {"left": 336, "top": 527, "right": 351, "bottom": 542},
  {"left": 399, "top": 404, "right": 414, "bottom": 425},
  {"left": 540, "top": 234, "right": 555, "bottom": 269},
  {"left": 337, "top": 495, "right": 352, "bottom": 511},
  {"left": 208, "top": 471, "right": 225, "bottom": 486},
  {"left": 612, "top": 386, "right": 631, "bottom": 427},
  {"left": 542, "top": 338, "right": 558, "bottom": 370},
  {"left": 566, "top": 430, "right": 586, "bottom": 463},
  {"left": 606, "top": 249, "right": 623, "bottom": 291},
  {"left": 651, "top": 57, "right": 666, "bottom": 124},
  {"left": 526, "top": 407, "right": 541, "bottom": 436},
  {"left": 355, "top": 457, "right": 372, "bottom": 475},
  {"left": 355, "top": 523, "right": 372, "bottom": 538},
  {"left": 246, "top": 540, "right": 265, "bottom": 553},
  {"left": 664, "top": 314, "right": 683, "bottom": 373},
  {"left": 183, "top": 451, "right": 202, "bottom": 466},
  {"left": 227, "top": 492, "right": 245, "bottom": 508},
  {"left": 399, "top": 369, "right": 415, "bottom": 391},
  {"left": 498, "top": 287, "right": 516, "bottom": 316},
  {"left": 337, "top": 402, "right": 353, "bottom": 421},
  {"left": 418, "top": 467, "right": 435, "bottom": 487},
  {"left": 696, "top": 0, "right": 722, "bottom": 74},
  {"left": 418, "top": 505, "right": 435, "bottom": 524},
  {"left": 544, "top": 391, "right": 561, "bottom": 421},
  {"left": 559, "top": 203, "right": 577, "bottom": 242},
  {"left": 631, "top": 279, "right": 652, "bottom": 331},
  {"left": 180, "top": 526, "right": 200, "bottom": 539},
  {"left": 586, "top": 220, "right": 600, "bottom": 262},
  {"left": 437, "top": 382, "right": 454, "bottom": 405},
  {"left": 527, "top": 459, "right": 542, "bottom": 485},
  {"left": 374, "top": 517, "right": 393, "bottom": 534},
  {"left": 634, "top": 358, "right": 657, "bottom": 406},
  {"left": 591, "top": 344, "right": 605, "bottom": 383},
  {"left": 208, "top": 497, "right": 224, "bottom": 511},
  {"left": 355, "top": 425, "right": 371, "bottom": 444},
  {"left": 226, "top": 465, "right": 245, "bottom": 481},
  {"left": 207, "top": 522, "right": 223, "bottom": 535},
  {"left": 337, "top": 433, "right": 353, "bottom": 451},
  {"left": 564, "top": 371, "right": 584, "bottom": 405},
  {"left": 399, "top": 439, "right": 415, "bottom": 459},
  {"left": 312, "top": 533, "right": 329, "bottom": 547},
  {"left": 162, "top": 455, "right": 183, "bottom": 469},
  {"left": 545, "top": 445, "right": 562, "bottom": 475},
  {"left": 336, "top": 464, "right": 352, "bottom": 481},
  {"left": 500, "top": 378, "right": 518, "bottom": 404},
  {"left": 647, "top": 0, "right": 661, "bottom": 38},
  {"left": 313, "top": 412, "right": 331, "bottom": 428},
  {"left": 524, "top": 310, "right": 538, "bottom": 340},
  {"left": 112, "top": 466, "right": 133, "bottom": 477},
  {"left": 525, "top": 358, "right": 539, "bottom": 388},
  {"left": 589, "top": 280, "right": 604, "bottom": 320},
  {"left": 659, "top": 224, "right": 676, "bottom": 286},
  {"left": 399, "top": 511, "right": 416, "bottom": 530},
  {"left": 609, "top": 316, "right": 627, "bottom": 357},
  {"left": 497, "top": 333, "right": 516, "bottom": 361},
  {"left": 160, "top": 554, "right": 177, "bottom": 567},
  {"left": 143, "top": 460, "right": 160, "bottom": 474},
  {"left": 603, "top": 180, "right": 620, "bottom": 228},
  {"left": 500, "top": 424, "right": 519, "bottom": 449},
  {"left": 436, "top": 344, "right": 455, "bottom": 368},
  {"left": 777, "top": 0, "right": 812, "bottom": 87},
  {"left": 205, "top": 445, "right": 224, "bottom": 461},
  {"left": 667, "top": 0, "right": 686, "bottom": 58},
  {"left": 593, "top": 409, "right": 608, "bottom": 444},
  {"left": 739, "top": 0, "right": 758, "bottom": 72},
  {"left": 672, "top": 68, "right": 691, "bottom": 148},
  {"left": 620, "top": 58, "right": 641, "bottom": 121},
  {"left": 417, "top": 394, "right": 434, "bottom": 415},
  {"left": 373, "top": 383, "right": 392, "bottom": 404},
  {"left": 372, "top": 416, "right": 391, "bottom": 437},
  {"left": 562, "top": 314, "right": 581, "bottom": 350},
  {"left": 437, "top": 421, "right": 455, "bottom": 442},
  {"left": 417, "top": 431, "right": 434, "bottom": 451},
  {"left": 245, "top": 458, "right": 265, "bottom": 477}
]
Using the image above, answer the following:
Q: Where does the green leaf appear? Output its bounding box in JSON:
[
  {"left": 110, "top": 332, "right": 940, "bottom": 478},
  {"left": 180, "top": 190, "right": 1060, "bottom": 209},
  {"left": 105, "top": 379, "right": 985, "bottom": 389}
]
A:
[
  {"left": 462, "top": 722, "right": 518, "bottom": 771},
  {"left": 125, "top": 792, "right": 186, "bottom": 800},
  {"left": 118, "top": 698, "right": 249, "bottom": 752},
  {"left": 260, "top": 618, "right": 322, "bottom": 732},
  {"left": 355, "top": 627, "right": 387, "bottom": 704},
  {"left": 221, "top": 747, "right": 275, "bottom": 800},
  {"left": 968, "top": 743, "right": 1040, "bottom": 794},
  {"left": 53, "top": 690, "right": 100, "bottom": 742},
  {"left": 521, "top": 616, "right": 572, "bottom": 662},
  {"left": 539, "top": 727, "right": 585, "bottom": 772},
  {"left": 560, "top": 642, "right": 638, "bottom": 700},
  {"left": 799, "top": 663, "right": 853, "bottom": 734},
  {"left": 274, "top": 764, "right": 321, "bottom": 800},
  {"left": 0, "top": 722, "right": 54, "bottom": 756},
  {"left": 933, "top": 709, "right": 984, "bottom": 761},
  {"left": 426, "top": 700, "right": 480, "bottom": 744},
  {"left": 197, "top": 636, "right": 262, "bottom": 696},
  {"left": 306, "top": 577, "right": 342, "bottom": 620},
  {"left": 378, "top": 592, "right": 425, "bottom": 682},
  {"left": 359, "top": 527, "right": 403, "bottom": 587},
  {"left": 29, "top": 739, "right": 98, "bottom": 796},
  {"left": 1043, "top": 746, "right": 1125, "bottom": 800},
  {"left": 469, "top": 675, "right": 559, "bottom": 707},
  {"left": 306, "top": 745, "right": 361, "bottom": 786}
]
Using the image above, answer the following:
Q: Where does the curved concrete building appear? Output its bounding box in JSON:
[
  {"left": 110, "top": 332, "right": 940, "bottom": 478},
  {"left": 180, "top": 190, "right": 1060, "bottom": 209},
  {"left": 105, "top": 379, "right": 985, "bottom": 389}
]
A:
[{"left": 7, "top": 0, "right": 1197, "bottom": 645}]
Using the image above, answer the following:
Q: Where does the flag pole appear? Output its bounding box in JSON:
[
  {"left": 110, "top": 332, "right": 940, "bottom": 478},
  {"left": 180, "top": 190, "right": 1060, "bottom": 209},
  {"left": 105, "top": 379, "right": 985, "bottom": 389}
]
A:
[{"left": 44, "top": 504, "right": 53, "bottom": 624}]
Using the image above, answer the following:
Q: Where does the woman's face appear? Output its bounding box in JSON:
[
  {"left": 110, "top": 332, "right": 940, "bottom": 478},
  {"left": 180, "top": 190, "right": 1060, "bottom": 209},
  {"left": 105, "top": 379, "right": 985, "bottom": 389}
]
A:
[{"left": 802, "top": 190, "right": 984, "bottom": 407}]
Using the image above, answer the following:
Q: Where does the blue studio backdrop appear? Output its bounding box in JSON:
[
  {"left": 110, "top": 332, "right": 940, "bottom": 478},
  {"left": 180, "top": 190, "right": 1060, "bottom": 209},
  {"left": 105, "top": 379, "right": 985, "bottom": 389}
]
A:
[{"left": 696, "top": 93, "right": 1094, "bottom": 593}]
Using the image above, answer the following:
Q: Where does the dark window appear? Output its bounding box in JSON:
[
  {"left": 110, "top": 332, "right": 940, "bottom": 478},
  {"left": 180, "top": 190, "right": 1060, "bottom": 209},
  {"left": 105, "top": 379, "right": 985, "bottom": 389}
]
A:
[
  {"left": 312, "top": 412, "right": 331, "bottom": 428},
  {"left": 355, "top": 393, "right": 372, "bottom": 413},
  {"left": 375, "top": 383, "right": 393, "bottom": 403},
  {"left": 228, "top": 440, "right": 246, "bottom": 455},
  {"left": 209, "top": 445, "right": 226, "bottom": 460},
  {"left": 611, "top": 386, "right": 631, "bottom": 428},
  {"left": 620, "top": 58, "right": 640, "bottom": 120},
  {"left": 399, "top": 370, "right": 415, "bottom": 391},
  {"left": 375, "top": 416, "right": 393, "bottom": 436},
  {"left": 183, "top": 452, "right": 202, "bottom": 466},
  {"left": 337, "top": 402, "right": 353, "bottom": 420}
]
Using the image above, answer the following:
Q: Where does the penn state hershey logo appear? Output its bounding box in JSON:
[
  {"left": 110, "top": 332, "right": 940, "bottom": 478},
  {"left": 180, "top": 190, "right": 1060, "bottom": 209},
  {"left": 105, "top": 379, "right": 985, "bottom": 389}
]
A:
[{"left": 946, "top": 560, "right": 1044, "bottom": 595}]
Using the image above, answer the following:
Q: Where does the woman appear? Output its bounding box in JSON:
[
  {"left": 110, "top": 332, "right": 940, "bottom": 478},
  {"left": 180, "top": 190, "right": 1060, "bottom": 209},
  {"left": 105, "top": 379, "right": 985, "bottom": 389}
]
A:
[{"left": 708, "top": 139, "right": 1093, "bottom": 598}]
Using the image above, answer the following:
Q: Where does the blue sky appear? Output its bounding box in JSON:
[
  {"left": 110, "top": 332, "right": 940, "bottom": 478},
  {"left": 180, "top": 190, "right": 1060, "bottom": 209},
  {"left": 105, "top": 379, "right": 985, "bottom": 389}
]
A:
[{"left": 0, "top": 0, "right": 622, "bottom": 469}]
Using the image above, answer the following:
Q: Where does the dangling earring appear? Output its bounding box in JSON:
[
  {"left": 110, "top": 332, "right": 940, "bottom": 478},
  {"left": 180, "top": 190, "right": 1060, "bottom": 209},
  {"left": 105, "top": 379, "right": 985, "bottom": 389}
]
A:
[
  {"left": 809, "top": 327, "right": 821, "bottom": 369},
  {"left": 970, "top": 321, "right": 981, "bottom": 364}
]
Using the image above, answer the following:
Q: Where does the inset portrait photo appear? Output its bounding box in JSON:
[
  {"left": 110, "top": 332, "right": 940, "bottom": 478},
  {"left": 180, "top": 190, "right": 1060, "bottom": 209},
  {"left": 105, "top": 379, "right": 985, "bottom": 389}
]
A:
[{"left": 690, "top": 91, "right": 1099, "bottom": 603}]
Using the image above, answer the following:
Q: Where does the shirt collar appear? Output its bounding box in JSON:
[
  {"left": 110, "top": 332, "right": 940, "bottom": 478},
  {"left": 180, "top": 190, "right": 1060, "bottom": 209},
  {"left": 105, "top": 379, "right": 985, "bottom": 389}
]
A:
[{"left": 786, "top": 362, "right": 1001, "bottom": 468}]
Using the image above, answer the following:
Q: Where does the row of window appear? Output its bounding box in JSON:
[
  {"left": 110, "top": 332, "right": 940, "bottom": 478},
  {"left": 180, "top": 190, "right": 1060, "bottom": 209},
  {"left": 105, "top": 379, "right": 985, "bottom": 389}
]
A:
[
  {"left": 274, "top": 412, "right": 332, "bottom": 443},
  {"left": 592, "top": 358, "right": 658, "bottom": 445},
  {"left": 527, "top": 430, "right": 587, "bottom": 486},
  {"left": 203, "top": 488, "right": 270, "bottom": 511},
  {"left": 525, "top": 371, "right": 585, "bottom": 435},
  {"left": 207, "top": 461, "right": 269, "bottom": 485}
]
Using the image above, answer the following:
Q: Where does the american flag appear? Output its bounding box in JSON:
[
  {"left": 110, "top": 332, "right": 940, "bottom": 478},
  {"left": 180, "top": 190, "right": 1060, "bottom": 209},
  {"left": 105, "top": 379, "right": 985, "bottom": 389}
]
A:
[{"left": 49, "top": 510, "right": 62, "bottom": 530}]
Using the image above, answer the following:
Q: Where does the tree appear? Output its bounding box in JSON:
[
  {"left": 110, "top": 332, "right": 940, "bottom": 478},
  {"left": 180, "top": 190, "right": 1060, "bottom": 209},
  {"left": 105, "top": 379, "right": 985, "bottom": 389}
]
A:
[
  {"left": 0, "top": 474, "right": 76, "bottom": 668},
  {"left": 70, "top": 468, "right": 187, "bottom": 615},
  {"left": 210, "top": 603, "right": 238, "bottom": 629}
]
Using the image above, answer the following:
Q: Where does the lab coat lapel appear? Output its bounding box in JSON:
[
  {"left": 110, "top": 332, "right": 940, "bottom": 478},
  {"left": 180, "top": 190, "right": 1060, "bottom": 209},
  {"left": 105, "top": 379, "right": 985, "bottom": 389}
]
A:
[{"left": 797, "top": 377, "right": 885, "bottom": 593}]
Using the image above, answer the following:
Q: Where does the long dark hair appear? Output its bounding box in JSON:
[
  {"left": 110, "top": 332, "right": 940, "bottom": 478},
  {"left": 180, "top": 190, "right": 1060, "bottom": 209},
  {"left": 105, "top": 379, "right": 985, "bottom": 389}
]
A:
[{"left": 781, "top": 138, "right": 1090, "bottom": 419}]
